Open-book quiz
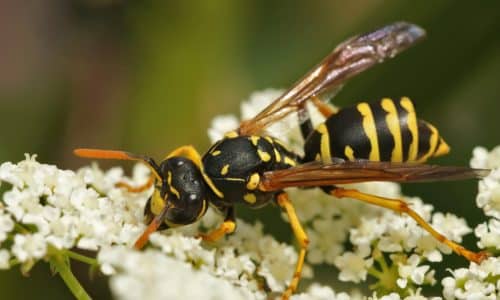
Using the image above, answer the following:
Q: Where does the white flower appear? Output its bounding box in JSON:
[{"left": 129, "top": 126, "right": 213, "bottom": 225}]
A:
[
  {"left": 475, "top": 169, "right": 500, "bottom": 219},
  {"left": 334, "top": 246, "right": 373, "bottom": 283},
  {"left": 0, "top": 249, "right": 10, "bottom": 269},
  {"left": 475, "top": 218, "right": 500, "bottom": 250},
  {"left": 0, "top": 212, "right": 14, "bottom": 243},
  {"left": 470, "top": 146, "right": 500, "bottom": 169},
  {"left": 442, "top": 257, "right": 500, "bottom": 300},
  {"left": 11, "top": 233, "right": 47, "bottom": 262},
  {"left": 291, "top": 284, "right": 351, "bottom": 300},
  {"left": 98, "top": 246, "right": 254, "bottom": 300},
  {"left": 208, "top": 115, "right": 240, "bottom": 143},
  {"left": 396, "top": 254, "right": 433, "bottom": 288}
]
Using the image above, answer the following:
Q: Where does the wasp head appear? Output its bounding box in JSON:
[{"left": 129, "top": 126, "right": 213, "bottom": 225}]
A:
[{"left": 144, "top": 156, "right": 208, "bottom": 228}]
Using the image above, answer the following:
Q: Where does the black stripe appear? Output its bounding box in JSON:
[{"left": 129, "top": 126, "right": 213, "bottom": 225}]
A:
[
  {"left": 395, "top": 100, "right": 412, "bottom": 162},
  {"left": 326, "top": 104, "right": 370, "bottom": 160},
  {"left": 371, "top": 100, "right": 394, "bottom": 161},
  {"left": 417, "top": 120, "right": 432, "bottom": 160}
]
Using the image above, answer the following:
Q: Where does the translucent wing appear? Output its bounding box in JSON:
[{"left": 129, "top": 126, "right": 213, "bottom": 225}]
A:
[
  {"left": 260, "top": 160, "right": 489, "bottom": 191},
  {"left": 238, "top": 22, "right": 426, "bottom": 136}
]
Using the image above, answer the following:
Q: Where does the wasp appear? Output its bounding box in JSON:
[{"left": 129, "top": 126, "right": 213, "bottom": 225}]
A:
[{"left": 74, "top": 22, "right": 489, "bottom": 299}]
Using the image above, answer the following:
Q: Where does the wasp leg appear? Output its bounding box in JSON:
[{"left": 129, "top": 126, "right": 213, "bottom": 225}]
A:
[
  {"left": 197, "top": 207, "right": 236, "bottom": 242},
  {"left": 330, "top": 187, "right": 489, "bottom": 263},
  {"left": 311, "top": 95, "right": 338, "bottom": 118},
  {"left": 299, "top": 95, "right": 338, "bottom": 141},
  {"left": 276, "top": 192, "right": 309, "bottom": 300},
  {"left": 115, "top": 173, "right": 155, "bottom": 193}
]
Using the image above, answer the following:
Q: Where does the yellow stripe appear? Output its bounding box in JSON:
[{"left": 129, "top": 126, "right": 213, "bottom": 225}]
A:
[
  {"left": 220, "top": 164, "right": 229, "bottom": 175},
  {"left": 417, "top": 123, "right": 439, "bottom": 163},
  {"left": 273, "top": 148, "right": 281, "bottom": 162},
  {"left": 167, "top": 171, "right": 180, "bottom": 198},
  {"left": 250, "top": 136, "right": 260, "bottom": 146},
  {"left": 224, "top": 131, "right": 238, "bottom": 138},
  {"left": 317, "top": 124, "right": 332, "bottom": 163},
  {"left": 381, "top": 98, "right": 403, "bottom": 162},
  {"left": 243, "top": 193, "right": 257, "bottom": 204},
  {"left": 284, "top": 156, "right": 297, "bottom": 166},
  {"left": 357, "top": 102, "right": 380, "bottom": 161},
  {"left": 344, "top": 145, "right": 355, "bottom": 161},
  {"left": 400, "top": 97, "right": 418, "bottom": 161},
  {"left": 257, "top": 150, "right": 271, "bottom": 162},
  {"left": 246, "top": 173, "right": 260, "bottom": 190}
]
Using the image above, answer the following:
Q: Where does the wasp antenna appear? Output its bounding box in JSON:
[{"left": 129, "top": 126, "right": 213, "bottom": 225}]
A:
[
  {"left": 74, "top": 148, "right": 138, "bottom": 160},
  {"left": 74, "top": 148, "right": 162, "bottom": 179},
  {"left": 134, "top": 203, "right": 171, "bottom": 249}
]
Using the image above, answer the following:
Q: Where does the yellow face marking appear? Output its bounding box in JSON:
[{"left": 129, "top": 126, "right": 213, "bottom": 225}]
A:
[
  {"left": 357, "top": 102, "right": 380, "bottom": 161},
  {"left": 417, "top": 123, "right": 439, "bottom": 163},
  {"left": 344, "top": 145, "right": 355, "bottom": 161},
  {"left": 433, "top": 138, "right": 450, "bottom": 157},
  {"left": 317, "top": 124, "right": 332, "bottom": 163},
  {"left": 284, "top": 156, "right": 297, "bottom": 166},
  {"left": 150, "top": 189, "right": 165, "bottom": 216},
  {"left": 400, "top": 97, "right": 418, "bottom": 161},
  {"left": 243, "top": 193, "right": 257, "bottom": 204},
  {"left": 273, "top": 148, "right": 282, "bottom": 162},
  {"left": 220, "top": 164, "right": 230, "bottom": 176},
  {"left": 195, "top": 199, "right": 207, "bottom": 221},
  {"left": 246, "top": 173, "right": 260, "bottom": 190},
  {"left": 257, "top": 150, "right": 272, "bottom": 162},
  {"left": 167, "top": 171, "right": 181, "bottom": 198},
  {"left": 381, "top": 98, "right": 403, "bottom": 162},
  {"left": 250, "top": 136, "right": 260, "bottom": 146},
  {"left": 211, "top": 150, "right": 221, "bottom": 156},
  {"left": 224, "top": 131, "right": 239, "bottom": 139}
]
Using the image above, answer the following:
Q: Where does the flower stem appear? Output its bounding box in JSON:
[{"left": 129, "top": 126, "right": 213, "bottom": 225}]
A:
[
  {"left": 65, "top": 250, "right": 99, "bottom": 266},
  {"left": 48, "top": 247, "right": 92, "bottom": 300}
]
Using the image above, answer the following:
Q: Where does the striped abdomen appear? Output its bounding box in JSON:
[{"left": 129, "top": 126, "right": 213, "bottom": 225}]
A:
[{"left": 303, "top": 97, "right": 449, "bottom": 163}]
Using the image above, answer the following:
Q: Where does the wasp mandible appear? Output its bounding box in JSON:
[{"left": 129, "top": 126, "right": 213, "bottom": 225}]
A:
[{"left": 75, "top": 22, "right": 489, "bottom": 299}]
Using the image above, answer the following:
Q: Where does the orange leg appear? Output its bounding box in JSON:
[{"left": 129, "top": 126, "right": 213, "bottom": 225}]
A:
[
  {"left": 276, "top": 192, "right": 309, "bottom": 300},
  {"left": 115, "top": 173, "right": 155, "bottom": 193},
  {"left": 311, "top": 95, "right": 338, "bottom": 118},
  {"left": 197, "top": 207, "right": 236, "bottom": 242},
  {"left": 331, "top": 188, "right": 489, "bottom": 263}
]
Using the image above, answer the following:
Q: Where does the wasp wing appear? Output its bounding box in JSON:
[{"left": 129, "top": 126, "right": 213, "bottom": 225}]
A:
[
  {"left": 238, "top": 22, "right": 426, "bottom": 136},
  {"left": 260, "top": 160, "right": 489, "bottom": 191},
  {"left": 239, "top": 22, "right": 425, "bottom": 135}
]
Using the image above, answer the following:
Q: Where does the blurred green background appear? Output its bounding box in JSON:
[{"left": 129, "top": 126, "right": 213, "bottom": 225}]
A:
[{"left": 0, "top": 0, "right": 499, "bottom": 298}]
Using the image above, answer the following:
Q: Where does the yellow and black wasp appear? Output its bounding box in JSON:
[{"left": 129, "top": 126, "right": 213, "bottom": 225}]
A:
[{"left": 74, "top": 22, "right": 489, "bottom": 299}]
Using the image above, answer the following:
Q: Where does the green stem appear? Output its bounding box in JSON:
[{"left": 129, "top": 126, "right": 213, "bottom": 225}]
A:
[
  {"left": 48, "top": 247, "right": 92, "bottom": 300},
  {"left": 14, "top": 223, "right": 30, "bottom": 234},
  {"left": 65, "top": 250, "right": 99, "bottom": 267},
  {"left": 376, "top": 252, "right": 390, "bottom": 272},
  {"left": 367, "top": 266, "right": 383, "bottom": 278}
]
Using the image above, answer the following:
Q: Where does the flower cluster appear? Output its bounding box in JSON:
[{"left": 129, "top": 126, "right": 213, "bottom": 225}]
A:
[{"left": 0, "top": 90, "right": 498, "bottom": 299}]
